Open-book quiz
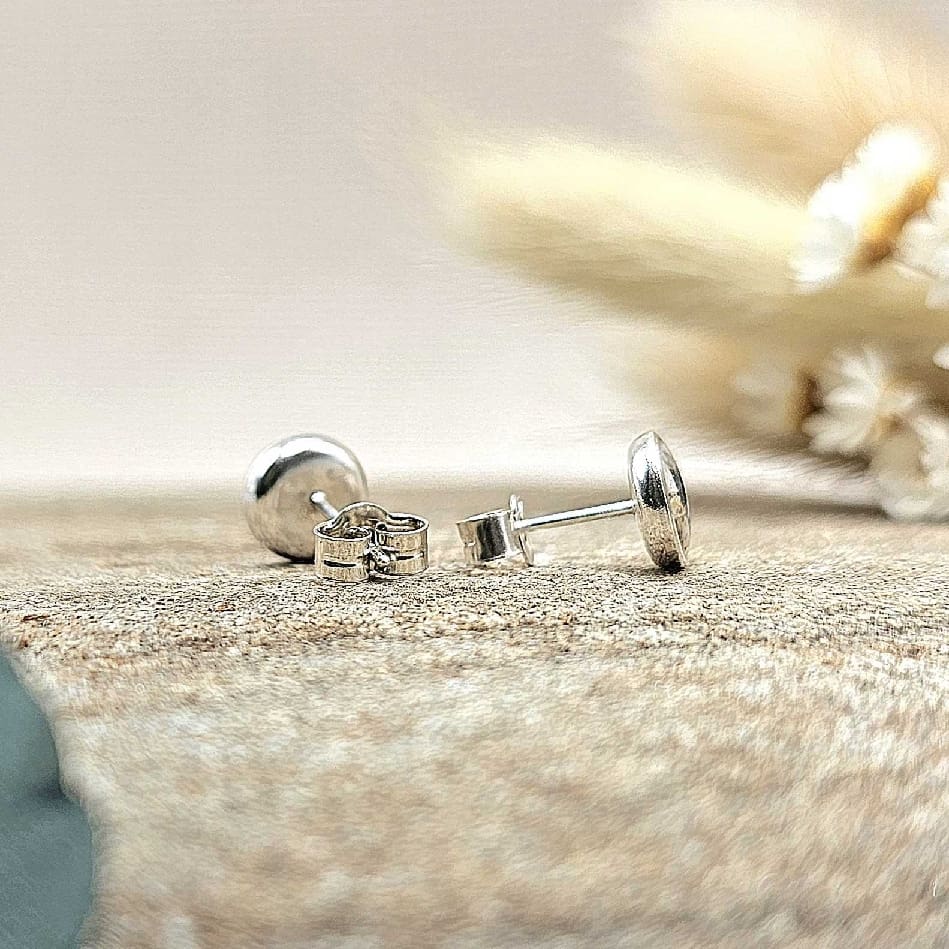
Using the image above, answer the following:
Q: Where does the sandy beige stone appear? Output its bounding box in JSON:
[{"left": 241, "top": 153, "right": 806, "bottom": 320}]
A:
[{"left": 1, "top": 488, "right": 947, "bottom": 948}]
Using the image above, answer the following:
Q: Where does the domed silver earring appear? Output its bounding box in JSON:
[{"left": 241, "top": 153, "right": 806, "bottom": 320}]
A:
[
  {"left": 243, "top": 434, "right": 429, "bottom": 583},
  {"left": 456, "top": 431, "right": 690, "bottom": 571}
]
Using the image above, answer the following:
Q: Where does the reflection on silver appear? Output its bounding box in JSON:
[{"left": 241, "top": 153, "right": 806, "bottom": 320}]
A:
[
  {"left": 243, "top": 434, "right": 429, "bottom": 582},
  {"left": 456, "top": 431, "right": 690, "bottom": 571},
  {"left": 243, "top": 434, "right": 368, "bottom": 562}
]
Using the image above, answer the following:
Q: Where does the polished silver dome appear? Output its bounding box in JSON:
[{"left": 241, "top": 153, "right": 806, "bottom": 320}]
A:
[
  {"left": 628, "top": 431, "right": 690, "bottom": 570},
  {"left": 243, "top": 434, "right": 368, "bottom": 561}
]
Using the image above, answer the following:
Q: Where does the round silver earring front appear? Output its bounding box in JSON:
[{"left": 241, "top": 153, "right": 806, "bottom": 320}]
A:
[
  {"left": 457, "top": 430, "right": 690, "bottom": 571},
  {"left": 243, "top": 434, "right": 368, "bottom": 562},
  {"left": 628, "top": 431, "right": 690, "bottom": 570}
]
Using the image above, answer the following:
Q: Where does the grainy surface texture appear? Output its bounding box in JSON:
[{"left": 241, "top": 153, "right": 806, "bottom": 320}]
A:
[{"left": 1, "top": 488, "right": 947, "bottom": 948}]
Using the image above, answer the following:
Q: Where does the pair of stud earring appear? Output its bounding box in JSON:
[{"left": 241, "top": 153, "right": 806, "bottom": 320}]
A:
[{"left": 243, "top": 432, "right": 691, "bottom": 583}]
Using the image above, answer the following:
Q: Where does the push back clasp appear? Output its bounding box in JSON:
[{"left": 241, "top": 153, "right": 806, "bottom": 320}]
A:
[{"left": 314, "top": 502, "right": 429, "bottom": 583}]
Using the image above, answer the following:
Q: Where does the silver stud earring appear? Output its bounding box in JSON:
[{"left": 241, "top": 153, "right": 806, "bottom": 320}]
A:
[
  {"left": 243, "top": 434, "right": 429, "bottom": 583},
  {"left": 456, "top": 431, "right": 690, "bottom": 571}
]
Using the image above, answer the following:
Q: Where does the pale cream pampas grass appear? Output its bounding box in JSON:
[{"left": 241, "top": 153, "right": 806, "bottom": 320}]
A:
[{"left": 444, "top": 0, "right": 949, "bottom": 520}]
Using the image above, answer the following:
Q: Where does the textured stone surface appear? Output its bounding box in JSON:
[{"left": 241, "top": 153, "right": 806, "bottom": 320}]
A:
[{"left": 1, "top": 489, "right": 947, "bottom": 947}]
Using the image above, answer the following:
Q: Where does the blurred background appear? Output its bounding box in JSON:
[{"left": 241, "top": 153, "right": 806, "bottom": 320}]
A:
[{"left": 2, "top": 0, "right": 908, "bottom": 498}]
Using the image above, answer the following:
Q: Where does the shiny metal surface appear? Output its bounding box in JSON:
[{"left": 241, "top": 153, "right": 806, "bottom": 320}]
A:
[
  {"left": 243, "top": 434, "right": 368, "bottom": 561},
  {"left": 314, "top": 502, "right": 429, "bottom": 582},
  {"left": 457, "top": 495, "right": 535, "bottom": 567},
  {"left": 456, "top": 431, "right": 690, "bottom": 571},
  {"left": 628, "top": 431, "right": 690, "bottom": 571},
  {"left": 516, "top": 498, "right": 635, "bottom": 532}
]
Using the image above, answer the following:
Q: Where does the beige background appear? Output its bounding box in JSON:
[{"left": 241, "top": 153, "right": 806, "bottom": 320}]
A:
[{"left": 2, "top": 0, "right": 942, "bottom": 495}]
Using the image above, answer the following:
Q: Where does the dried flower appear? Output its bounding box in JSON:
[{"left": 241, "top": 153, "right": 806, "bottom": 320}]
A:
[
  {"left": 872, "top": 411, "right": 949, "bottom": 520},
  {"left": 804, "top": 348, "right": 924, "bottom": 456},
  {"left": 791, "top": 124, "right": 939, "bottom": 291},
  {"left": 447, "top": 2, "right": 949, "bottom": 523},
  {"left": 898, "top": 182, "right": 949, "bottom": 307},
  {"left": 732, "top": 360, "right": 818, "bottom": 440}
]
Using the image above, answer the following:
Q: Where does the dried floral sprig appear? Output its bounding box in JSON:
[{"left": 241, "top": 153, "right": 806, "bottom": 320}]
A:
[
  {"left": 636, "top": 0, "right": 949, "bottom": 196},
  {"left": 447, "top": 141, "right": 935, "bottom": 350},
  {"left": 803, "top": 348, "right": 925, "bottom": 456},
  {"left": 733, "top": 346, "right": 949, "bottom": 518},
  {"left": 872, "top": 411, "right": 949, "bottom": 520},
  {"left": 444, "top": 0, "right": 949, "bottom": 521},
  {"left": 898, "top": 183, "right": 949, "bottom": 307},
  {"left": 794, "top": 124, "right": 949, "bottom": 310},
  {"left": 792, "top": 125, "right": 939, "bottom": 291}
]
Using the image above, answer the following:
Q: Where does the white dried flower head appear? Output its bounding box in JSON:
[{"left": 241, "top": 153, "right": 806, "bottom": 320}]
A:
[
  {"left": 791, "top": 124, "right": 939, "bottom": 291},
  {"left": 872, "top": 411, "right": 949, "bottom": 521},
  {"left": 934, "top": 344, "right": 949, "bottom": 370},
  {"left": 898, "top": 181, "right": 949, "bottom": 307},
  {"left": 804, "top": 347, "right": 925, "bottom": 457},
  {"left": 732, "top": 359, "right": 817, "bottom": 440}
]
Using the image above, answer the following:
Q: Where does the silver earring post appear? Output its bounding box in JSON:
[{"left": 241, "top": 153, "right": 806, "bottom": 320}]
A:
[
  {"left": 309, "top": 490, "right": 340, "bottom": 521},
  {"left": 456, "top": 431, "right": 690, "bottom": 571},
  {"left": 243, "top": 434, "right": 429, "bottom": 583}
]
